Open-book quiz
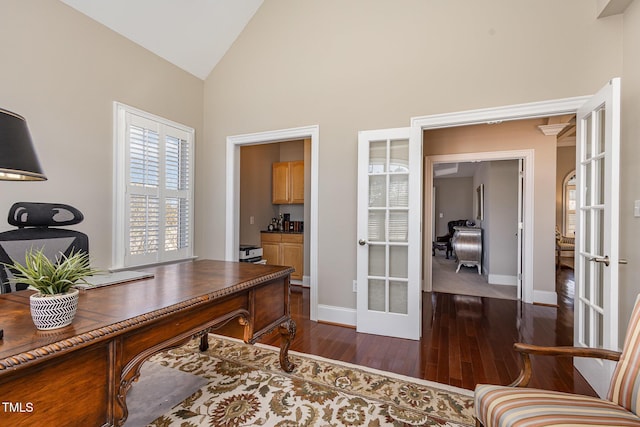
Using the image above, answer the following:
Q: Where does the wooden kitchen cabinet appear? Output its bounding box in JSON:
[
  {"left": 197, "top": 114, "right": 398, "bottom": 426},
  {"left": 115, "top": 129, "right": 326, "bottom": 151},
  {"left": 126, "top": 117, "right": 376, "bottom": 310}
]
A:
[
  {"left": 261, "top": 232, "right": 303, "bottom": 280},
  {"left": 272, "top": 161, "right": 304, "bottom": 204}
]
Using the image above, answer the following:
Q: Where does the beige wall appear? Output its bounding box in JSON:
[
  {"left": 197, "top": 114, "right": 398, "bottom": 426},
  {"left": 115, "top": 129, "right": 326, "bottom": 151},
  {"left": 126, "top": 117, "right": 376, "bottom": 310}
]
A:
[
  {"left": 239, "top": 144, "right": 280, "bottom": 246},
  {"left": 201, "top": 0, "right": 623, "bottom": 310},
  {"left": 0, "top": 0, "right": 204, "bottom": 269},
  {"left": 620, "top": 0, "right": 640, "bottom": 343},
  {"left": 433, "top": 177, "right": 474, "bottom": 236}
]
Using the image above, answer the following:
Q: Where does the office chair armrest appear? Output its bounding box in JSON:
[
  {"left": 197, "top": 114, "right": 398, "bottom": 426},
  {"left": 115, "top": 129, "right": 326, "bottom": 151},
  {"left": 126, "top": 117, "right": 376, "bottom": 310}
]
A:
[{"left": 509, "top": 342, "right": 621, "bottom": 387}]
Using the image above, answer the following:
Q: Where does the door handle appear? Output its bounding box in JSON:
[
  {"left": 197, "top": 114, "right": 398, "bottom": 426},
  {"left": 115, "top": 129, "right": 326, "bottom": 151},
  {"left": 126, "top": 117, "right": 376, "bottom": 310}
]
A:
[
  {"left": 358, "top": 239, "right": 367, "bottom": 246},
  {"left": 589, "top": 255, "right": 610, "bottom": 266}
]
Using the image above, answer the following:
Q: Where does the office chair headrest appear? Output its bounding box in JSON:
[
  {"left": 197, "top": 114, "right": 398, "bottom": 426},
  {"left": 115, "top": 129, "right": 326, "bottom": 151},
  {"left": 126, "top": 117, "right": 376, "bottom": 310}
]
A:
[{"left": 8, "top": 202, "right": 84, "bottom": 228}]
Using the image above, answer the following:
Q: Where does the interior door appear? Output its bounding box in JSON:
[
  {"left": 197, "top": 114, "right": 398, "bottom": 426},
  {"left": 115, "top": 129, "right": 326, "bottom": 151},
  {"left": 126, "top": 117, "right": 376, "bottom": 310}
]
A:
[
  {"left": 574, "top": 78, "right": 621, "bottom": 397},
  {"left": 356, "top": 127, "right": 422, "bottom": 340}
]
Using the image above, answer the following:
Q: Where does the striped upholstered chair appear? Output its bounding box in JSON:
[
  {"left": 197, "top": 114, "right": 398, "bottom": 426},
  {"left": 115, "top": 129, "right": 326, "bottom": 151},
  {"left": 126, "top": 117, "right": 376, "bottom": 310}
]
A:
[{"left": 475, "top": 295, "right": 640, "bottom": 426}]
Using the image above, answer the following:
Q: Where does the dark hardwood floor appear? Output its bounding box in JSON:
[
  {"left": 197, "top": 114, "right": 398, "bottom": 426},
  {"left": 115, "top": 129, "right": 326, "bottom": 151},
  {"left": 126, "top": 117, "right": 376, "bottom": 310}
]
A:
[{"left": 260, "top": 267, "right": 597, "bottom": 396}]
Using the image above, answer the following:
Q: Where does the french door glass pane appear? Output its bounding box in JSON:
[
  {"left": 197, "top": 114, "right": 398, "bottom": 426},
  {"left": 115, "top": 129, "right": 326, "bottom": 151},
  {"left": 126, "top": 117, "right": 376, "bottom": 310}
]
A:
[
  {"left": 585, "top": 258, "right": 592, "bottom": 300},
  {"left": 595, "top": 262, "right": 603, "bottom": 307},
  {"left": 368, "top": 210, "right": 385, "bottom": 242},
  {"left": 389, "top": 245, "right": 408, "bottom": 278},
  {"left": 369, "top": 175, "right": 386, "bottom": 207},
  {"left": 368, "top": 279, "right": 385, "bottom": 312},
  {"left": 583, "top": 305, "right": 591, "bottom": 345},
  {"left": 597, "top": 312, "right": 603, "bottom": 347},
  {"left": 595, "top": 209, "right": 603, "bottom": 254},
  {"left": 585, "top": 162, "right": 592, "bottom": 206},
  {"left": 597, "top": 108, "right": 606, "bottom": 154},
  {"left": 389, "top": 211, "right": 408, "bottom": 242},
  {"left": 595, "top": 158, "right": 604, "bottom": 205},
  {"left": 389, "top": 174, "right": 409, "bottom": 207},
  {"left": 368, "top": 245, "right": 385, "bottom": 276},
  {"left": 585, "top": 210, "right": 591, "bottom": 253},
  {"left": 369, "top": 141, "right": 387, "bottom": 173},
  {"left": 389, "top": 139, "right": 409, "bottom": 172},
  {"left": 389, "top": 281, "right": 408, "bottom": 314},
  {"left": 585, "top": 114, "right": 593, "bottom": 159}
]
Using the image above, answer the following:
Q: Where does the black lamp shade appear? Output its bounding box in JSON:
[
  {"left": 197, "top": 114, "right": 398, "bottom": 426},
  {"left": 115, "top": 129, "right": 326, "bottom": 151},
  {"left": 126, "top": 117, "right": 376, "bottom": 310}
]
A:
[{"left": 0, "top": 108, "right": 46, "bottom": 181}]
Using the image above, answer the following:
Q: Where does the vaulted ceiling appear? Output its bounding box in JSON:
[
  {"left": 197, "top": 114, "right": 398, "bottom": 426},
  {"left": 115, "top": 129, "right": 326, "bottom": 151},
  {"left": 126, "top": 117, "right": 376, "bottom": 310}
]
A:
[{"left": 60, "top": 0, "right": 263, "bottom": 80}]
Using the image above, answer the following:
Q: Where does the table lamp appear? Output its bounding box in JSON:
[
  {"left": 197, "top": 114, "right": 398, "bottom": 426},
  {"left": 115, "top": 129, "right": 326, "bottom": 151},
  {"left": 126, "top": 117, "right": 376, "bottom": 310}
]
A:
[{"left": 0, "top": 107, "right": 47, "bottom": 338}]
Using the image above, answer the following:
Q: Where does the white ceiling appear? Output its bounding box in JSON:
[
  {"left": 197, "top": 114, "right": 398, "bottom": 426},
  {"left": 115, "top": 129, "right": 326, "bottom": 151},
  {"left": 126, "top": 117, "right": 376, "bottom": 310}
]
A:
[{"left": 60, "top": 0, "right": 263, "bottom": 80}]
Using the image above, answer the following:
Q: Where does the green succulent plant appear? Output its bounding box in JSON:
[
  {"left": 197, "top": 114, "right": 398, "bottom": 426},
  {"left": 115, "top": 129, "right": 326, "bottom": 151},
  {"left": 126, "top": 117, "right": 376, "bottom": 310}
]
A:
[{"left": 7, "top": 248, "right": 99, "bottom": 295}]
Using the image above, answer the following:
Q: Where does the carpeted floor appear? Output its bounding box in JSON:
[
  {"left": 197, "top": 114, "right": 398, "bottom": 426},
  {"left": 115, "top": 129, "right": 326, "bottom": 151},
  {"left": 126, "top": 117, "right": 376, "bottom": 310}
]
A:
[
  {"left": 432, "top": 253, "right": 517, "bottom": 300},
  {"left": 125, "top": 334, "right": 475, "bottom": 426}
]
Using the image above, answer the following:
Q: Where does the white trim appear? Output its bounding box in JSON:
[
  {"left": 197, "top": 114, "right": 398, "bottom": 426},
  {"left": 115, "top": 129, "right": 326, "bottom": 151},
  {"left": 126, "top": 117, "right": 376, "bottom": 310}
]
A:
[
  {"left": 411, "top": 96, "right": 590, "bottom": 129},
  {"left": 414, "top": 95, "right": 590, "bottom": 305},
  {"left": 488, "top": 274, "right": 518, "bottom": 286},
  {"left": 534, "top": 290, "right": 558, "bottom": 306},
  {"left": 226, "top": 125, "right": 320, "bottom": 321},
  {"left": 317, "top": 304, "right": 357, "bottom": 327}
]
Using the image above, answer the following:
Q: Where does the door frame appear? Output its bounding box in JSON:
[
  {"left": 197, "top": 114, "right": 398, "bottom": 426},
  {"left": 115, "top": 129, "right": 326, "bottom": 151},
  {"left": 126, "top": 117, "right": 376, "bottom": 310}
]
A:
[
  {"left": 412, "top": 95, "right": 589, "bottom": 305},
  {"left": 425, "top": 150, "right": 533, "bottom": 301},
  {"left": 225, "top": 125, "right": 320, "bottom": 321}
]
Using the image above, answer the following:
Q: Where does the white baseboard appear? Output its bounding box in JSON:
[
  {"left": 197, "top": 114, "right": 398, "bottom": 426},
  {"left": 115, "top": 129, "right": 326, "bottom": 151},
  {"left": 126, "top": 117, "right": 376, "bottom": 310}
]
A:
[
  {"left": 488, "top": 274, "right": 517, "bottom": 286},
  {"left": 317, "top": 304, "right": 356, "bottom": 327},
  {"left": 291, "top": 276, "right": 309, "bottom": 287},
  {"left": 533, "top": 290, "right": 557, "bottom": 305}
]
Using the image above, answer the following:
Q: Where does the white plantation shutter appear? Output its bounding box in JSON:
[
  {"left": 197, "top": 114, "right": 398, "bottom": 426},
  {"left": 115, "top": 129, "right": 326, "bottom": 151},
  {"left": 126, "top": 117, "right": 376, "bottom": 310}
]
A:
[{"left": 114, "top": 103, "right": 194, "bottom": 268}]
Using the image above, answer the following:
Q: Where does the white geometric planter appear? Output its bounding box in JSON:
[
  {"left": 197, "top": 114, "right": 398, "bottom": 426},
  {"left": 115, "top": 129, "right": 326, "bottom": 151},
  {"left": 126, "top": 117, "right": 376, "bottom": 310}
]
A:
[{"left": 29, "top": 288, "right": 80, "bottom": 330}]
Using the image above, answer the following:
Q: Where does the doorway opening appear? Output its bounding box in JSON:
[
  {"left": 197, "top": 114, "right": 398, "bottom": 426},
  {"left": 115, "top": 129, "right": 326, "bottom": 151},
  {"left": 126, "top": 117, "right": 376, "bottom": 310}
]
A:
[
  {"left": 425, "top": 150, "right": 531, "bottom": 301},
  {"left": 226, "top": 125, "right": 320, "bottom": 321},
  {"left": 412, "top": 95, "right": 589, "bottom": 305},
  {"left": 430, "top": 158, "right": 521, "bottom": 301}
]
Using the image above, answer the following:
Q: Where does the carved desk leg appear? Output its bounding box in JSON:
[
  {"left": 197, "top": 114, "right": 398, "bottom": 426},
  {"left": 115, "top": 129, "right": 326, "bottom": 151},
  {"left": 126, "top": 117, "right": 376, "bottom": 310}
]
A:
[
  {"left": 199, "top": 331, "right": 210, "bottom": 351},
  {"left": 278, "top": 319, "right": 296, "bottom": 372}
]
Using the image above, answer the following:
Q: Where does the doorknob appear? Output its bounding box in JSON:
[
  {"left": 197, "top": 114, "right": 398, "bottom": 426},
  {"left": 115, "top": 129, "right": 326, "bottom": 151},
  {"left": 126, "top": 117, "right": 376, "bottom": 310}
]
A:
[
  {"left": 358, "top": 239, "right": 367, "bottom": 246},
  {"left": 589, "top": 255, "right": 610, "bottom": 266}
]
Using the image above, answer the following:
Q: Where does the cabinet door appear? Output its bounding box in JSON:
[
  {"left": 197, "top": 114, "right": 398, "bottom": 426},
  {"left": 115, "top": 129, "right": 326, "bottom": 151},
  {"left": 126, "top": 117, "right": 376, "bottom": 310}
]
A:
[
  {"left": 281, "top": 242, "right": 303, "bottom": 280},
  {"left": 290, "top": 161, "right": 305, "bottom": 204},
  {"left": 272, "top": 162, "right": 289, "bottom": 204},
  {"left": 262, "top": 242, "right": 280, "bottom": 265}
]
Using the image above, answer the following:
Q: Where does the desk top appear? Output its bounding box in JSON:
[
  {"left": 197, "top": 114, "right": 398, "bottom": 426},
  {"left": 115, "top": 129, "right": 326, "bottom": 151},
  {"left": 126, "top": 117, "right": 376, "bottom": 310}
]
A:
[{"left": 0, "top": 259, "right": 293, "bottom": 371}]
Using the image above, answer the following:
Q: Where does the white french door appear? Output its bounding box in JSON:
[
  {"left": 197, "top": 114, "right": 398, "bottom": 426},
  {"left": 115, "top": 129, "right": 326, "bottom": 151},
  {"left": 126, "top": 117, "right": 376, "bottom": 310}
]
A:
[
  {"left": 356, "top": 127, "right": 422, "bottom": 340},
  {"left": 574, "top": 78, "right": 621, "bottom": 397}
]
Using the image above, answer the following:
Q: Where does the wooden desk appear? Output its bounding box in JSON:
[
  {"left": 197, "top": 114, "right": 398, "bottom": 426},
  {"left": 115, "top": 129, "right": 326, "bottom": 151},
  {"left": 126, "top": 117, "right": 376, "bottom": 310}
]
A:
[{"left": 0, "top": 260, "right": 295, "bottom": 426}]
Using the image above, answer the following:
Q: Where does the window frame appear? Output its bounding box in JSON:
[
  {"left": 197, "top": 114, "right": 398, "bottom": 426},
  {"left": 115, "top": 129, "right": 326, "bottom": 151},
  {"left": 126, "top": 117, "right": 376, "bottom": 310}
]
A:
[
  {"left": 563, "top": 170, "right": 576, "bottom": 237},
  {"left": 113, "top": 102, "right": 195, "bottom": 269}
]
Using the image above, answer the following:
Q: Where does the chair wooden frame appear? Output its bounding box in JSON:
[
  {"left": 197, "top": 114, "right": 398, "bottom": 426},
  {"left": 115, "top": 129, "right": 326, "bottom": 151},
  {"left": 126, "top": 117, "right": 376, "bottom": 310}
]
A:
[{"left": 476, "top": 342, "right": 623, "bottom": 426}]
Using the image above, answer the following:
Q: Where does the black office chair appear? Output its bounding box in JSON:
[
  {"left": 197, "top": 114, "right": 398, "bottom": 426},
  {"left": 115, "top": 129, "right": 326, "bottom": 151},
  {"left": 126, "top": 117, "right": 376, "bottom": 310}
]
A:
[
  {"left": 0, "top": 202, "right": 88, "bottom": 293},
  {"left": 434, "top": 219, "right": 468, "bottom": 259}
]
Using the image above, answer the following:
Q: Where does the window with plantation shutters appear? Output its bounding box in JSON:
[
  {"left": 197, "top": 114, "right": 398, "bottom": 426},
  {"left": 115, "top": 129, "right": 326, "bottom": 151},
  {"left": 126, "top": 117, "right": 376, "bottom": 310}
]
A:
[{"left": 114, "top": 103, "right": 194, "bottom": 268}]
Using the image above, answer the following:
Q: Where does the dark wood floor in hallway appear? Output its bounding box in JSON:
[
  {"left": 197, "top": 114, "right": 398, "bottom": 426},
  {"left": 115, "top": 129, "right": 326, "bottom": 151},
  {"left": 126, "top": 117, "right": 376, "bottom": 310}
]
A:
[{"left": 259, "top": 268, "right": 596, "bottom": 396}]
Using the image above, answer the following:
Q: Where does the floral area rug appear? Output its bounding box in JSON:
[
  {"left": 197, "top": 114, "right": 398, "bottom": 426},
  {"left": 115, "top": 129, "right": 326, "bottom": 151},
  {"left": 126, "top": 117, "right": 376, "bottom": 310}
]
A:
[{"left": 143, "top": 334, "right": 475, "bottom": 427}]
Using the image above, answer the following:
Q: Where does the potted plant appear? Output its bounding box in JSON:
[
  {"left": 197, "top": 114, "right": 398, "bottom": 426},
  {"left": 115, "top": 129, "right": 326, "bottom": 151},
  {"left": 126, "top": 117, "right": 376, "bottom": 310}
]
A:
[{"left": 7, "top": 248, "right": 98, "bottom": 330}]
